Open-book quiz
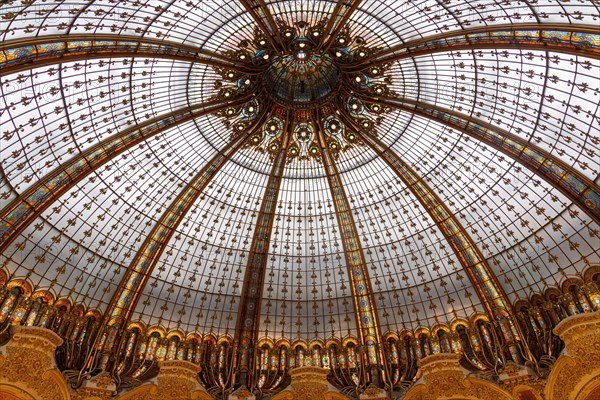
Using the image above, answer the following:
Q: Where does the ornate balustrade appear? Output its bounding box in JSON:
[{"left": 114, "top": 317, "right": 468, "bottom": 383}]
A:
[{"left": 0, "top": 270, "right": 598, "bottom": 399}]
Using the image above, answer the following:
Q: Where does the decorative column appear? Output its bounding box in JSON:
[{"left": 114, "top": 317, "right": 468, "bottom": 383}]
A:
[
  {"left": 270, "top": 366, "right": 347, "bottom": 400},
  {"left": 403, "top": 353, "right": 513, "bottom": 400},
  {"left": 545, "top": 311, "right": 600, "bottom": 400},
  {"left": 118, "top": 360, "right": 212, "bottom": 400},
  {"left": 0, "top": 326, "right": 69, "bottom": 400}
]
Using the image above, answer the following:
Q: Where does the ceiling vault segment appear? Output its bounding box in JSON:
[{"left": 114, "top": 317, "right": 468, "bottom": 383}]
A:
[
  {"left": 317, "top": 115, "right": 382, "bottom": 366},
  {"left": 357, "top": 95, "right": 600, "bottom": 226},
  {"left": 234, "top": 111, "right": 292, "bottom": 382},
  {"left": 346, "top": 24, "right": 599, "bottom": 71},
  {"left": 0, "top": 34, "right": 252, "bottom": 77},
  {"left": 0, "top": 96, "right": 252, "bottom": 255},
  {"left": 338, "top": 110, "right": 512, "bottom": 324},
  {"left": 104, "top": 104, "right": 272, "bottom": 328}
]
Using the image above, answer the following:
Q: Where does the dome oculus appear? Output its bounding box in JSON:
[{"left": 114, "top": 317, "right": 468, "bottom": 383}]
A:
[{"left": 214, "top": 20, "right": 395, "bottom": 163}]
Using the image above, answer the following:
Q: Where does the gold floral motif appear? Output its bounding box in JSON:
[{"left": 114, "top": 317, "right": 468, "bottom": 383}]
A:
[
  {"left": 70, "top": 371, "right": 116, "bottom": 400},
  {"left": 0, "top": 326, "right": 69, "bottom": 400},
  {"left": 272, "top": 366, "right": 346, "bottom": 400},
  {"left": 405, "top": 353, "right": 513, "bottom": 400},
  {"left": 359, "top": 384, "right": 386, "bottom": 399},
  {"left": 230, "top": 385, "right": 254, "bottom": 400},
  {"left": 117, "top": 360, "right": 210, "bottom": 400},
  {"left": 545, "top": 311, "right": 600, "bottom": 400},
  {"left": 496, "top": 363, "right": 545, "bottom": 399},
  {"left": 502, "top": 363, "right": 523, "bottom": 377}
]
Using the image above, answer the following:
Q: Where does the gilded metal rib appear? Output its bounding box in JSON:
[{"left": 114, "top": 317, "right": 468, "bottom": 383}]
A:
[
  {"left": 339, "top": 111, "right": 511, "bottom": 321},
  {"left": 317, "top": 115, "right": 382, "bottom": 365},
  {"left": 238, "top": 0, "right": 284, "bottom": 52},
  {"left": 346, "top": 24, "right": 599, "bottom": 71},
  {"left": 0, "top": 34, "right": 249, "bottom": 77},
  {"left": 235, "top": 113, "right": 292, "bottom": 374},
  {"left": 321, "top": 0, "right": 364, "bottom": 52}
]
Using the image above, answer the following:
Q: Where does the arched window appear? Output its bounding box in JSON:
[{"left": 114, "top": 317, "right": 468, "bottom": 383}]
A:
[
  {"left": 25, "top": 297, "right": 45, "bottom": 326},
  {"left": 269, "top": 346, "right": 278, "bottom": 370},
  {"left": 456, "top": 325, "right": 474, "bottom": 355},
  {"left": 186, "top": 338, "right": 201, "bottom": 364},
  {"left": 165, "top": 336, "right": 179, "bottom": 360},
  {"left": 476, "top": 320, "right": 494, "bottom": 355},
  {"left": 418, "top": 333, "right": 431, "bottom": 358},
  {"left": 388, "top": 339, "right": 399, "bottom": 364},
  {"left": 279, "top": 345, "right": 288, "bottom": 370},
  {"left": 124, "top": 328, "right": 139, "bottom": 359},
  {"left": 347, "top": 343, "right": 357, "bottom": 369},
  {"left": 569, "top": 285, "right": 592, "bottom": 313},
  {"left": 0, "top": 287, "right": 20, "bottom": 322},
  {"left": 328, "top": 344, "right": 338, "bottom": 369},
  {"left": 295, "top": 345, "right": 305, "bottom": 367},
  {"left": 259, "top": 344, "right": 269, "bottom": 371},
  {"left": 401, "top": 336, "right": 411, "bottom": 363},
  {"left": 146, "top": 332, "right": 161, "bottom": 361},
  {"left": 437, "top": 330, "right": 451, "bottom": 353},
  {"left": 312, "top": 345, "right": 322, "bottom": 367}
]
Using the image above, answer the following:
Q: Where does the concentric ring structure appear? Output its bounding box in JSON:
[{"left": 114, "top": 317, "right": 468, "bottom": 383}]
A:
[
  {"left": 263, "top": 52, "right": 340, "bottom": 105},
  {"left": 0, "top": 0, "right": 599, "bottom": 394}
]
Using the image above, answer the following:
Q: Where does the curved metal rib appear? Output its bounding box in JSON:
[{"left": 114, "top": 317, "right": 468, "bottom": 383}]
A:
[
  {"left": 235, "top": 111, "right": 291, "bottom": 381},
  {"left": 238, "top": 0, "right": 284, "bottom": 52},
  {"left": 0, "top": 34, "right": 251, "bottom": 77},
  {"left": 346, "top": 24, "right": 599, "bottom": 71},
  {"left": 0, "top": 96, "right": 251, "bottom": 254},
  {"left": 356, "top": 94, "right": 600, "bottom": 226},
  {"left": 337, "top": 110, "right": 512, "bottom": 321},
  {"left": 316, "top": 114, "right": 382, "bottom": 365},
  {"left": 320, "top": 0, "right": 364, "bottom": 52},
  {"left": 106, "top": 104, "right": 271, "bottom": 324}
]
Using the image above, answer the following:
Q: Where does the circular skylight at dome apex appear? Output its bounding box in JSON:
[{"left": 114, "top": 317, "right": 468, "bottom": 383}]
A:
[
  {"left": 214, "top": 19, "right": 395, "bottom": 163},
  {"left": 263, "top": 52, "right": 340, "bottom": 105}
]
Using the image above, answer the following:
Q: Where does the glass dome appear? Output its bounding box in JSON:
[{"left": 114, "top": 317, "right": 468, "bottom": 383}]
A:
[{"left": 0, "top": 0, "right": 598, "bottom": 392}]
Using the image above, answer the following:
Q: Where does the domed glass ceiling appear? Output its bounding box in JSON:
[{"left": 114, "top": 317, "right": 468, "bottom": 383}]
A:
[{"left": 0, "top": 0, "right": 599, "bottom": 362}]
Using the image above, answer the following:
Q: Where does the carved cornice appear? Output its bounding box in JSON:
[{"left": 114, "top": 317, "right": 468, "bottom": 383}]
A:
[
  {"left": 0, "top": 326, "right": 69, "bottom": 400},
  {"left": 118, "top": 360, "right": 210, "bottom": 400},
  {"left": 553, "top": 309, "right": 600, "bottom": 347},
  {"left": 545, "top": 311, "right": 600, "bottom": 400},
  {"left": 273, "top": 366, "right": 346, "bottom": 400},
  {"left": 8, "top": 325, "right": 63, "bottom": 352}
]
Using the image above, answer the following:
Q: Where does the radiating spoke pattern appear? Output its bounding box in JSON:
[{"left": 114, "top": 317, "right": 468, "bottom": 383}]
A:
[
  {"left": 107, "top": 105, "right": 268, "bottom": 326},
  {"left": 0, "top": 0, "right": 599, "bottom": 394}
]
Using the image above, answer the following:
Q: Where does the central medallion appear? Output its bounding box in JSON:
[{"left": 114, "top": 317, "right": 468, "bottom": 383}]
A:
[
  {"left": 214, "top": 20, "right": 394, "bottom": 163},
  {"left": 263, "top": 43, "right": 340, "bottom": 107}
]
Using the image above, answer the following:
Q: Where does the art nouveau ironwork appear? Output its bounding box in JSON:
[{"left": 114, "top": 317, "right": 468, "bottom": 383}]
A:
[{"left": 0, "top": 0, "right": 598, "bottom": 398}]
